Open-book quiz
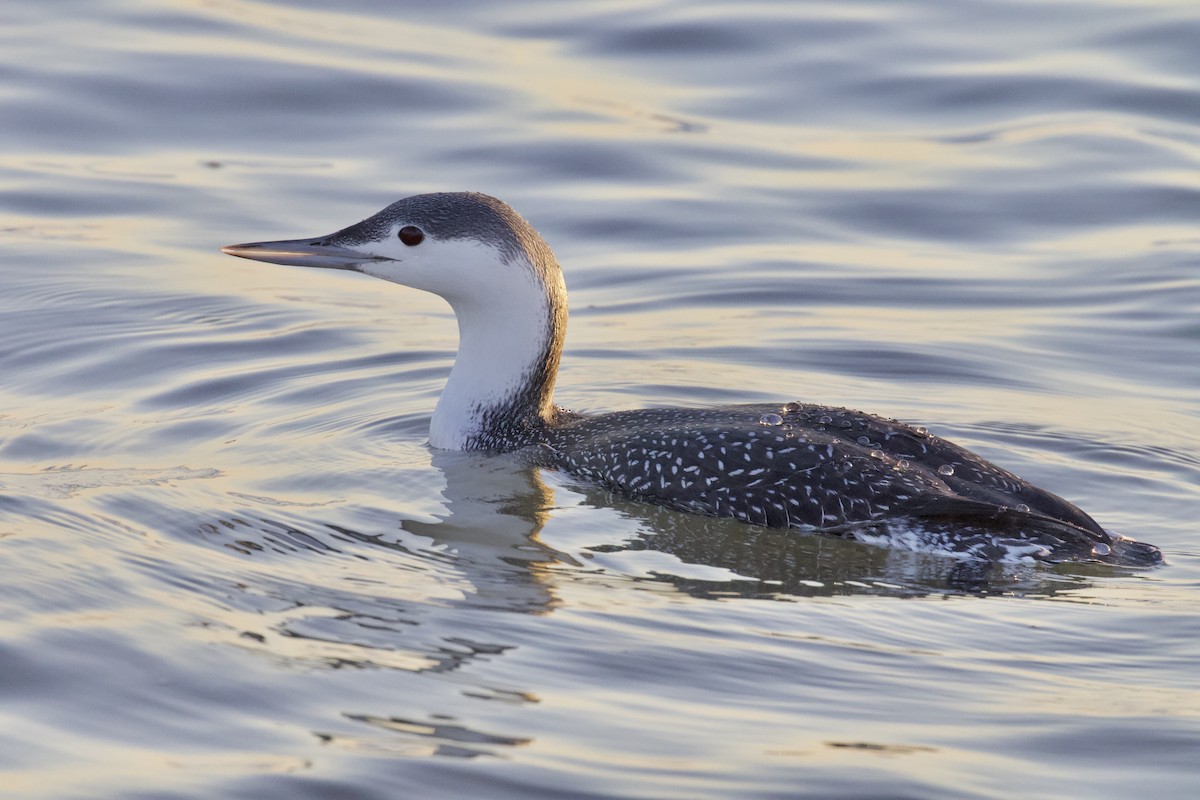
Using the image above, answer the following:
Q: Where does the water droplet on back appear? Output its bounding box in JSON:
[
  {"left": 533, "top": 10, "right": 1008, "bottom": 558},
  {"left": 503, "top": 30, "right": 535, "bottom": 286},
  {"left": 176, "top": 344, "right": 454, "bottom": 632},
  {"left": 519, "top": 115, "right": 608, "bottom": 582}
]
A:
[
  {"left": 783, "top": 401, "right": 802, "bottom": 413},
  {"left": 914, "top": 426, "right": 928, "bottom": 436},
  {"left": 759, "top": 413, "right": 784, "bottom": 426},
  {"left": 1015, "top": 503, "right": 1030, "bottom": 513},
  {"left": 1092, "top": 542, "right": 1111, "bottom": 557},
  {"left": 937, "top": 464, "right": 955, "bottom": 476}
]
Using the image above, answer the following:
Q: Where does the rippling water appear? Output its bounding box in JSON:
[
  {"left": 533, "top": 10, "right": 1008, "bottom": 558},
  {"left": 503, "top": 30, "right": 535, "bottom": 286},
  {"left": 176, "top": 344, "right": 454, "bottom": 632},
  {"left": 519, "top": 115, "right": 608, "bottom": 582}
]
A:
[{"left": 2, "top": 1, "right": 1199, "bottom": 798}]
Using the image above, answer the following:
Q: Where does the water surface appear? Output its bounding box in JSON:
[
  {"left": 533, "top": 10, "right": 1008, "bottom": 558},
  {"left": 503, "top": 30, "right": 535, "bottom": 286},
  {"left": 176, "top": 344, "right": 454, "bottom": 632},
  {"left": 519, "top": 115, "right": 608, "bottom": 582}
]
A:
[{"left": 2, "top": 1, "right": 1198, "bottom": 798}]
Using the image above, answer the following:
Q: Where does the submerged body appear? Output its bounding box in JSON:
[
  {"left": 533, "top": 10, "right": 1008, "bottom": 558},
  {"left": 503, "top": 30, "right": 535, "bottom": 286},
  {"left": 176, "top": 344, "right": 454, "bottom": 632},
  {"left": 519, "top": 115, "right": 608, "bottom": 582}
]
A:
[{"left": 223, "top": 192, "right": 1161, "bottom": 566}]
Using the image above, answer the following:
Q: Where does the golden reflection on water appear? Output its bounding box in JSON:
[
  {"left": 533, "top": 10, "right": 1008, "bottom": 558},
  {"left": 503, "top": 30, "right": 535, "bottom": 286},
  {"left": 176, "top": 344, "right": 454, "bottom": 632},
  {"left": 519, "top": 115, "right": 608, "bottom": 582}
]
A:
[
  {"left": 1, "top": 751, "right": 313, "bottom": 798},
  {"left": 2, "top": 3, "right": 1195, "bottom": 797}
]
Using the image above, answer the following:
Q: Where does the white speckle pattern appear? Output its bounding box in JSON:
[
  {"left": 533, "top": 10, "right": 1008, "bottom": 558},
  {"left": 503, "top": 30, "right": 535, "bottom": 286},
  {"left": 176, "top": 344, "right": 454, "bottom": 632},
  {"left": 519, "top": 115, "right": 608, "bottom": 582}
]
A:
[
  {"left": 532, "top": 402, "right": 1161, "bottom": 566},
  {"left": 540, "top": 404, "right": 937, "bottom": 530}
]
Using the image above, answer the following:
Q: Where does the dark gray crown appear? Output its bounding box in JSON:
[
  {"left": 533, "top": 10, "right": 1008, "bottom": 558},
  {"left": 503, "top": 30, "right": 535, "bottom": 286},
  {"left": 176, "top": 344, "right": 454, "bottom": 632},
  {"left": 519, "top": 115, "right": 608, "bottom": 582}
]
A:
[{"left": 327, "top": 192, "right": 554, "bottom": 268}]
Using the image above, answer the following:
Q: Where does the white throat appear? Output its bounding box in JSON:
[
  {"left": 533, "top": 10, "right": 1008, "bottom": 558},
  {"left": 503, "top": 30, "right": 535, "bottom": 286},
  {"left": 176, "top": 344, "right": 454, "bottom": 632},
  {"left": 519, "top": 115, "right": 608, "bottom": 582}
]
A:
[
  {"left": 354, "top": 232, "right": 567, "bottom": 451},
  {"left": 426, "top": 257, "right": 558, "bottom": 450}
]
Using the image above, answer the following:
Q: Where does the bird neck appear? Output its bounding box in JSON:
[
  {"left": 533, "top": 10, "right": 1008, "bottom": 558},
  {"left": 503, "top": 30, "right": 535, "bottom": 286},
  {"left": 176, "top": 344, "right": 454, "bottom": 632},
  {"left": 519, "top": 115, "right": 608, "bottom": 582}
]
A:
[{"left": 429, "top": 258, "right": 567, "bottom": 451}]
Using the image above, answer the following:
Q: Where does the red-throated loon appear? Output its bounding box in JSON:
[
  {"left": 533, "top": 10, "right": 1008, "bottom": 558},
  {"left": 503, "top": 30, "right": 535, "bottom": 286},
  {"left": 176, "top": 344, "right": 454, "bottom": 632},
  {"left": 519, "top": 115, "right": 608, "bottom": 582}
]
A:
[{"left": 222, "top": 191, "right": 1161, "bottom": 567}]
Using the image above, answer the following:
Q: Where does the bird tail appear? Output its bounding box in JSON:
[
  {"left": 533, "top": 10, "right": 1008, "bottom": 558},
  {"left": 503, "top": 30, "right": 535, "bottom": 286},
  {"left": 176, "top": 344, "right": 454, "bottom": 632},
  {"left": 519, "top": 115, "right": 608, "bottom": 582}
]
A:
[{"left": 891, "top": 496, "right": 1162, "bottom": 567}]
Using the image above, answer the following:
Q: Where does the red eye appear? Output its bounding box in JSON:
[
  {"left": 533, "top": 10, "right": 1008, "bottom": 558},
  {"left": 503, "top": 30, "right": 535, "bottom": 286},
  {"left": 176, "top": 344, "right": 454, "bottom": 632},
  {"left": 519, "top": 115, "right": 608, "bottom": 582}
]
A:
[{"left": 398, "top": 226, "right": 424, "bottom": 246}]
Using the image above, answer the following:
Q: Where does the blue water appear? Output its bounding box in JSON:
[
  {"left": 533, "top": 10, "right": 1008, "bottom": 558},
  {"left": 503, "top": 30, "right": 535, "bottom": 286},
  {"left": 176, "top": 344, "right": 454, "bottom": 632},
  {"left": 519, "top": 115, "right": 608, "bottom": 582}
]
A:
[{"left": 2, "top": 1, "right": 1198, "bottom": 798}]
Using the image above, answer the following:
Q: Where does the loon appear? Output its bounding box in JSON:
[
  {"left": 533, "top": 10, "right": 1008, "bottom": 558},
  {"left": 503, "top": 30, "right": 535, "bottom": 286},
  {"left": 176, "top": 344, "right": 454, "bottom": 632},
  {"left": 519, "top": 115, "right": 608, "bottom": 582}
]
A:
[{"left": 222, "top": 192, "right": 1161, "bottom": 567}]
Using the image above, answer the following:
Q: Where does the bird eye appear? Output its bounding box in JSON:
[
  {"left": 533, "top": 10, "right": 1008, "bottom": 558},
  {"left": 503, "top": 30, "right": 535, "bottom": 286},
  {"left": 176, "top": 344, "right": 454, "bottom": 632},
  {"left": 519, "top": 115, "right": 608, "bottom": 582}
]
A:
[{"left": 398, "top": 226, "right": 424, "bottom": 246}]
